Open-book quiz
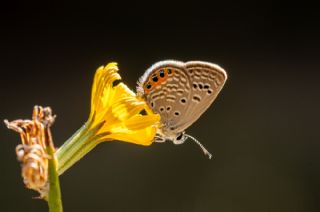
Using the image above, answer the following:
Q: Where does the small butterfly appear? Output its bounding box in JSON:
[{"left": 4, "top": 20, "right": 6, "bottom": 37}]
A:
[{"left": 137, "top": 60, "right": 227, "bottom": 158}]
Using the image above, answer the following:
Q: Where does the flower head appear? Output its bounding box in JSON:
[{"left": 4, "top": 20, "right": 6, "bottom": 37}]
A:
[
  {"left": 88, "top": 62, "right": 160, "bottom": 145},
  {"left": 56, "top": 62, "right": 160, "bottom": 175}
]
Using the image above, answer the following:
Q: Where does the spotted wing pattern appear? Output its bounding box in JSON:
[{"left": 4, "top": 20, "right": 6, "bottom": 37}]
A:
[
  {"left": 137, "top": 61, "right": 192, "bottom": 137},
  {"left": 137, "top": 60, "right": 227, "bottom": 137},
  {"left": 173, "top": 61, "right": 227, "bottom": 132}
]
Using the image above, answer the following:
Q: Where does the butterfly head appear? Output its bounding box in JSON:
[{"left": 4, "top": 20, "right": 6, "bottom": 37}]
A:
[
  {"left": 155, "top": 130, "right": 212, "bottom": 159},
  {"left": 171, "top": 131, "right": 188, "bottom": 145}
]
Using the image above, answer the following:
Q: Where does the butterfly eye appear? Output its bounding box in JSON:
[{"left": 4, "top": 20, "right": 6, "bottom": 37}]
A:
[
  {"left": 176, "top": 133, "right": 183, "bottom": 140},
  {"left": 159, "top": 69, "right": 165, "bottom": 78}
]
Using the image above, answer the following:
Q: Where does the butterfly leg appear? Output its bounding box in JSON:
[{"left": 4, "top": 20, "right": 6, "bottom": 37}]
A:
[{"left": 154, "top": 134, "right": 166, "bottom": 143}]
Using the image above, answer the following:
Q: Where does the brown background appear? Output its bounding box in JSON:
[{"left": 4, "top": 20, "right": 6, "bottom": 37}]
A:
[{"left": 1, "top": 1, "right": 319, "bottom": 212}]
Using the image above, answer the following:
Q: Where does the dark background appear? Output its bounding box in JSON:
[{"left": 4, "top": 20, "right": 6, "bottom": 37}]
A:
[{"left": 1, "top": 1, "right": 319, "bottom": 212}]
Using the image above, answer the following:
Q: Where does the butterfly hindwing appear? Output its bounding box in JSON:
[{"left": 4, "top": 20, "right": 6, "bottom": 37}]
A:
[{"left": 176, "top": 61, "right": 227, "bottom": 131}]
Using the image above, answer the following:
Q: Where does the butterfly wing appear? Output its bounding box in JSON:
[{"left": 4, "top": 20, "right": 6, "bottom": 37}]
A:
[
  {"left": 173, "top": 61, "right": 227, "bottom": 132},
  {"left": 137, "top": 60, "right": 227, "bottom": 137},
  {"left": 137, "top": 60, "right": 193, "bottom": 137}
]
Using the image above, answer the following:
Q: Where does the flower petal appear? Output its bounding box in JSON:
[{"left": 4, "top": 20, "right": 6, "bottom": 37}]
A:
[
  {"left": 104, "top": 127, "right": 157, "bottom": 146},
  {"left": 88, "top": 62, "right": 160, "bottom": 145}
]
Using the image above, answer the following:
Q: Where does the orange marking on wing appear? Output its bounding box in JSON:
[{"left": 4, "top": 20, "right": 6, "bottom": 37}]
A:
[{"left": 143, "top": 68, "right": 173, "bottom": 94}]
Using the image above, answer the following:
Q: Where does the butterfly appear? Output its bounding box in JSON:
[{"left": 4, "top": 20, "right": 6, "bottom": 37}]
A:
[{"left": 137, "top": 60, "right": 227, "bottom": 158}]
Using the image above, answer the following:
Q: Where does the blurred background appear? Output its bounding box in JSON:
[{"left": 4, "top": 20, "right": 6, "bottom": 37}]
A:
[{"left": 1, "top": 1, "right": 319, "bottom": 212}]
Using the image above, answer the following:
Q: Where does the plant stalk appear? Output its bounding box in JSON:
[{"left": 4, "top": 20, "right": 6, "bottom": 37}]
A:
[
  {"left": 47, "top": 145, "right": 63, "bottom": 212},
  {"left": 55, "top": 121, "right": 106, "bottom": 175}
]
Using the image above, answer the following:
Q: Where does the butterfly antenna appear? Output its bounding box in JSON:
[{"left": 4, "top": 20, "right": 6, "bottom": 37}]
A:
[{"left": 185, "top": 134, "right": 212, "bottom": 159}]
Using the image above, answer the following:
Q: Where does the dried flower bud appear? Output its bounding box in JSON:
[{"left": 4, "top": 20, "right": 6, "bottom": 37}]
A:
[{"left": 4, "top": 106, "right": 55, "bottom": 198}]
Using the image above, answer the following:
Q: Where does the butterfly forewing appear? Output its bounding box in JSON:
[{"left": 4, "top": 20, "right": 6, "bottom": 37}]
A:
[{"left": 138, "top": 61, "right": 193, "bottom": 135}]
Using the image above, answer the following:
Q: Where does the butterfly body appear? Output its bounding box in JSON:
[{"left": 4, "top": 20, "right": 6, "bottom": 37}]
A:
[{"left": 137, "top": 60, "right": 227, "bottom": 158}]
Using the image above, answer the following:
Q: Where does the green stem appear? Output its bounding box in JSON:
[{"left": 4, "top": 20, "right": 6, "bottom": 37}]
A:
[
  {"left": 55, "top": 121, "right": 105, "bottom": 175},
  {"left": 47, "top": 145, "right": 63, "bottom": 212}
]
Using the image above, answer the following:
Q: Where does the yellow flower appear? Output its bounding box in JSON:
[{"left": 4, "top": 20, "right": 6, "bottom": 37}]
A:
[
  {"left": 88, "top": 62, "right": 160, "bottom": 145},
  {"left": 56, "top": 62, "right": 160, "bottom": 175}
]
